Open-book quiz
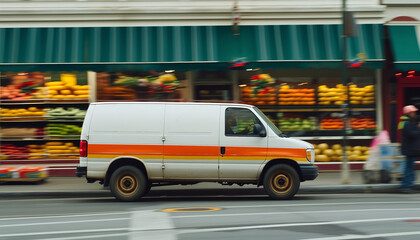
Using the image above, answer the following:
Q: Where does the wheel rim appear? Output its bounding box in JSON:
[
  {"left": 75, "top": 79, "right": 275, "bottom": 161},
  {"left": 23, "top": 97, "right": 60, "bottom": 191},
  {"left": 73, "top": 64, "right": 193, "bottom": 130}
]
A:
[
  {"left": 117, "top": 175, "right": 138, "bottom": 195},
  {"left": 271, "top": 172, "right": 291, "bottom": 194}
]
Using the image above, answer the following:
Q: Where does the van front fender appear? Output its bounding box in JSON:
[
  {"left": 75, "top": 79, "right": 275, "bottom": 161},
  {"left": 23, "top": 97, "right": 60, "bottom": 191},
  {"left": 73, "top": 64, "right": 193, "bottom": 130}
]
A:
[{"left": 257, "top": 159, "right": 302, "bottom": 186}]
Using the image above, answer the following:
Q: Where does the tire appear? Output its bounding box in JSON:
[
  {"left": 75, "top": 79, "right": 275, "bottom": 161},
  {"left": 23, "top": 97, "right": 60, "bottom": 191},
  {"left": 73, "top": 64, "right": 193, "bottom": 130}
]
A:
[
  {"left": 263, "top": 164, "right": 300, "bottom": 200},
  {"left": 109, "top": 166, "right": 148, "bottom": 202}
]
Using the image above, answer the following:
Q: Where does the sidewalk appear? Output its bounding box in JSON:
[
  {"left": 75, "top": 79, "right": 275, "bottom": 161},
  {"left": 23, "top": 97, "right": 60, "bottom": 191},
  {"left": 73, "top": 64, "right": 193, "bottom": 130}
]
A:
[{"left": 0, "top": 171, "right": 419, "bottom": 198}]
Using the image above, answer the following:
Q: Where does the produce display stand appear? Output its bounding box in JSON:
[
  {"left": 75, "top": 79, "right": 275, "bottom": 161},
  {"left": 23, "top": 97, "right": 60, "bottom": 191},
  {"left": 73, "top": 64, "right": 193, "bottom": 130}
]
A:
[
  {"left": 0, "top": 97, "right": 88, "bottom": 177},
  {"left": 248, "top": 79, "right": 378, "bottom": 166},
  {"left": 0, "top": 166, "right": 48, "bottom": 183}
]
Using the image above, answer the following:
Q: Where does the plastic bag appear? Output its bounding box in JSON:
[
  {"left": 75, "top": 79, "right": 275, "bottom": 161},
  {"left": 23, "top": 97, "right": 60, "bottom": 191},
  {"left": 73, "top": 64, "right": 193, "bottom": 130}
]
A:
[
  {"left": 364, "top": 130, "right": 391, "bottom": 170},
  {"left": 370, "top": 130, "right": 390, "bottom": 148}
]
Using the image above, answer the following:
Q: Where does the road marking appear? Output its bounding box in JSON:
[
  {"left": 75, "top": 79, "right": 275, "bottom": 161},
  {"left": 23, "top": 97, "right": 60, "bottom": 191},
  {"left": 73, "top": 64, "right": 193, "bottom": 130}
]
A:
[
  {"left": 303, "top": 231, "right": 420, "bottom": 240},
  {"left": 160, "top": 207, "right": 222, "bottom": 213},
  {"left": 223, "top": 201, "right": 420, "bottom": 209},
  {"left": 33, "top": 232, "right": 128, "bottom": 240},
  {"left": 130, "top": 210, "right": 173, "bottom": 231},
  {"left": 0, "top": 217, "right": 127, "bottom": 228},
  {"left": 0, "top": 228, "right": 128, "bottom": 238},
  {"left": 172, "top": 208, "right": 420, "bottom": 219},
  {"left": 176, "top": 217, "right": 420, "bottom": 234},
  {"left": 130, "top": 210, "right": 176, "bottom": 240},
  {"left": 129, "top": 230, "right": 177, "bottom": 240},
  {"left": 0, "top": 211, "right": 129, "bottom": 221}
]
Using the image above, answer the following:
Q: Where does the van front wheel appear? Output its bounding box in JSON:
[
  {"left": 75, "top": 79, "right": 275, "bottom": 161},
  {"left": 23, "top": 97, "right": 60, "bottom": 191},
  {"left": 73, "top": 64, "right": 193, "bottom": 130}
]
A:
[
  {"left": 110, "top": 166, "right": 148, "bottom": 202},
  {"left": 263, "top": 164, "right": 300, "bottom": 200}
]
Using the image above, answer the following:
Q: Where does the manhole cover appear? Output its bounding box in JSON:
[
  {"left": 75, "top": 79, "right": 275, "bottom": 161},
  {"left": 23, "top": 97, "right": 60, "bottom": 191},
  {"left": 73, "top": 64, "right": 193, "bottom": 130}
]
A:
[{"left": 160, "top": 207, "right": 222, "bottom": 213}]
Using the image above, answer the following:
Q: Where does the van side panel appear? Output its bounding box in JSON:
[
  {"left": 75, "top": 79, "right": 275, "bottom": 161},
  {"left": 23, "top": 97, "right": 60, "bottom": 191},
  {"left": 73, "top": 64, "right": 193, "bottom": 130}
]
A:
[
  {"left": 86, "top": 103, "right": 165, "bottom": 179},
  {"left": 163, "top": 104, "right": 220, "bottom": 180}
]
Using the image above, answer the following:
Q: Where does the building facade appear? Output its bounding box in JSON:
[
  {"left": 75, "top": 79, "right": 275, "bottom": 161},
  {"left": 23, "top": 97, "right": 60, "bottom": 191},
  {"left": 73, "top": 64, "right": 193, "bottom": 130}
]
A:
[{"left": 2, "top": 0, "right": 419, "bottom": 173}]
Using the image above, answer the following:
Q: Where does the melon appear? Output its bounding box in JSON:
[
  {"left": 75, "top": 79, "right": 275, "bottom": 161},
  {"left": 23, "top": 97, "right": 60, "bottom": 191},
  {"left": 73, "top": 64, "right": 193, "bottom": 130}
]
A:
[
  {"left": 353, "top": 146, "right": 362, "bottom": 151},
  {"left": 316, "top": 155, "right": 329, "bottom": 162},
  {"left": 335, "top": 149, "right": 343, "bottom": 156},
  {"left": 352, "top": 150, "right": 362, "bottom": 156},
  {"left": 323, "top": 149, "right": 335, "bottom": 157},
  {"left": 318, "top": 143, "right": 329, "bottom": 151},
  {"left": 332, "top": 144, "right": 342, "bottom": 150}
]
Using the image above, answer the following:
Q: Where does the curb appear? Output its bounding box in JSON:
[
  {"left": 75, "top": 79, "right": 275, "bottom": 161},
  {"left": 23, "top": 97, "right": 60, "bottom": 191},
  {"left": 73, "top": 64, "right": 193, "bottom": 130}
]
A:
[
  {"left": 299, "top": 184, "right": 403, "bottom": 194},
  {"left": 0, "top": 190, "right": 112, "bottom": 199}
]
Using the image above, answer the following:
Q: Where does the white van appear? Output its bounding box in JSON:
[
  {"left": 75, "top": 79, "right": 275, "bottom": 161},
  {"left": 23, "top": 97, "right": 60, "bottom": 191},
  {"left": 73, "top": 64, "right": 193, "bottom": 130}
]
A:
[{"left": 76, "top": 102, "right": 318, "bottom": 201}]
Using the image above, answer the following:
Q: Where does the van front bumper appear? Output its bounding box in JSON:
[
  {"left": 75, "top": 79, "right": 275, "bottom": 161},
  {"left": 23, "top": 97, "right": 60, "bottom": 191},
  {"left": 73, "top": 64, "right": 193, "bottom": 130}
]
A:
[
  {"left": 300, "top": 165, "right": 319, "bottom": 181},
  {"left": 76, "top": 166, "right": 87, "bottom": 177}
]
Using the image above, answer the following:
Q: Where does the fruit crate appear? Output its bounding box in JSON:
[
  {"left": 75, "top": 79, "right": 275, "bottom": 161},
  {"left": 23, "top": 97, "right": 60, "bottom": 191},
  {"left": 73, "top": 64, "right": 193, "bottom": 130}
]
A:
[{"left": 0, "top": 166, "right": 48, "bottom": 182}]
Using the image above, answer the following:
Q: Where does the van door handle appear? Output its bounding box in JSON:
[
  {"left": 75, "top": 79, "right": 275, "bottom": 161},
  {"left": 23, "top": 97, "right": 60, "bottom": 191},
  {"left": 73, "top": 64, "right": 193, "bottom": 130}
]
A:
[{"left": 221, "top": 147, "right": 226, "bottom": 155}]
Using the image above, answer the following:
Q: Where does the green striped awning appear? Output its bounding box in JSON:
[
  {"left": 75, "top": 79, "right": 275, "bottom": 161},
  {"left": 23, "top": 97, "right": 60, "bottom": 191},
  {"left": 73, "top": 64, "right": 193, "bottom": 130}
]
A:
[
  {"left": 0, "top": 24, "right": 384, "bottom": 72},
  {"left": 388, "top": 25, "right": 420, "bottom": 70}
]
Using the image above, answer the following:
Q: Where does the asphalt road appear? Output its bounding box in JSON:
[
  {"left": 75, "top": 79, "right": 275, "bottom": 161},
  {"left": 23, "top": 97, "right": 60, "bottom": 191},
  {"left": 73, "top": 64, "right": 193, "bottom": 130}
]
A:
[{"left": 1, "top": 192, "right": 420, "bottom": 240}]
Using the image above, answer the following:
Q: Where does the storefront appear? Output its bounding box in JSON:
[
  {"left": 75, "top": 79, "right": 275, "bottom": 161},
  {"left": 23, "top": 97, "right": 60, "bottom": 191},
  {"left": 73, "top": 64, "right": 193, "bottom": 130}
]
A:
[
  {"left": 386, "top": 22, "right": 420, "bottom": 141},
  {"left": 0, "top": 24, "right": 385, "bottom": 174}
]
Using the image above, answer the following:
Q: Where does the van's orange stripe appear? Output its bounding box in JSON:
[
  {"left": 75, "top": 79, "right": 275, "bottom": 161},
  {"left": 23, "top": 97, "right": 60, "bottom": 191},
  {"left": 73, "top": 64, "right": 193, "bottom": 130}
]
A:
[
  {"left": 88, "top": 144, "right": 306, "bottom": 159},
  {"left": 268, "top": 148, "right": 306, "bottom": 159},
  {"left": 88, "top": 144, "right": 163, "bottom": 155},
  {"left": 88, "top": 144, "right": 219, "bottom": 156},
  {"left": 223, "top": 147, "right": 267, "bottom": 157},
  {"left": 164, "top": 145, "right": 219, "bottom": 156}
]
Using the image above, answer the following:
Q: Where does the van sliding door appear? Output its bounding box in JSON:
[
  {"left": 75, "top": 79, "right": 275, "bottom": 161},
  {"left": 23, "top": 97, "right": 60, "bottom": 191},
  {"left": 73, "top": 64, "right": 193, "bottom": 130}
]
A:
[{"left": 162, "top": 104, "right": 220, "bottom": 180}]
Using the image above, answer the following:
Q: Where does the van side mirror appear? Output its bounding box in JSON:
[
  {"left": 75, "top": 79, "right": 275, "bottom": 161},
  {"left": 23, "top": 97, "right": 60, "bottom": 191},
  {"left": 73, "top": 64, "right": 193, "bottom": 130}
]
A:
[{"left": 253, "top": 123, "right": 266, "bottom": 137}]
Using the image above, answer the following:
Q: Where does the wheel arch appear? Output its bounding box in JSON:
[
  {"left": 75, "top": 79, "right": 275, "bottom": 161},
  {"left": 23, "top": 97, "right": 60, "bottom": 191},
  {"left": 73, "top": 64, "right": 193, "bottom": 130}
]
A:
[
  {"left": 258, "top": 158, "right": 302, "bottom": 186},
  {"left": 104, "top": 157, "right": 148, "bottom": 187}
]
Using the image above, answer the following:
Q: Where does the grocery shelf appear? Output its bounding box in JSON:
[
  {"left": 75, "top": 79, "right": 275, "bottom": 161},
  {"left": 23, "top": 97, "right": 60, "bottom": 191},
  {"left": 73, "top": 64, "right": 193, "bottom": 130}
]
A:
[
  {"left": 0, "top": 120, "right": 47, "bottom": 123},
  {"left": 0, "top": 153, "right": 78, "bottom": 157},
  {"left": 47, "top": 120, "right": 84, "bottom": 123},
  {"left": 282, "top": 129, "right": 375, "bottom": 133},
  {"left": 259, "top": 107, "right": 376, "bottom": 112},
  {"left": 0, "top": 100, "right": 89, "bottom": 105},
  {"left": 0, "top": 119, "right": 84, "bottom": 123},
  {"left": 281, "top": 129, "right": 376, "bottom": 139},
  {"left": 0, "top": 159, "right": 79, "bottom": 165},
  {"left": 0, "top": 116, "right": 47, "bottom": 121},
  {"left": 1, "top": 136, "right": 80, "bottom": 141},
  {"left": 314, "top": 162, "right": 365, "bottom": 171},
  {"left": 48, "top": 135, "right": 81, "bottom": 139}
]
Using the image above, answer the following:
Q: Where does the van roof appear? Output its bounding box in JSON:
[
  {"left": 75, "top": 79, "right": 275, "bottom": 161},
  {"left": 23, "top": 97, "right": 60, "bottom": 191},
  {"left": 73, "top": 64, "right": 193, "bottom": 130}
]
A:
[{"left": 91, "top": 102, "right": 254, "bottom": 108}]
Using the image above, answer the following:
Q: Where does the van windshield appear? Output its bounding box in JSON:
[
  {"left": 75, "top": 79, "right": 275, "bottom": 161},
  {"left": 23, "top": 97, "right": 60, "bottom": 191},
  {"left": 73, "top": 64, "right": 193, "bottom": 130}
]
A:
[{"left": 253, "top": 107, "right": 283, "bottom": 136}]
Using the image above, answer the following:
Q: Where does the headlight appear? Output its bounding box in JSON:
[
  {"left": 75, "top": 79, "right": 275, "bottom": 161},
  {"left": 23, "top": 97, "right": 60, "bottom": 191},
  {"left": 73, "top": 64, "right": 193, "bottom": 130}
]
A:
[{"left": 306, "top": 148, "right": 315, "bottom": 163}]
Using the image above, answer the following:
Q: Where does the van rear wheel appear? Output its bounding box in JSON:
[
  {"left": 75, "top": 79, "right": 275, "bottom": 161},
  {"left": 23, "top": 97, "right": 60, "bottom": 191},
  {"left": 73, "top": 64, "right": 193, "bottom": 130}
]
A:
[
  {"left": 110, "top": 166, "right": 148, "bottom": 202},
  {"left": 263, "top": 164, "right": 300, "bottom": 200}
]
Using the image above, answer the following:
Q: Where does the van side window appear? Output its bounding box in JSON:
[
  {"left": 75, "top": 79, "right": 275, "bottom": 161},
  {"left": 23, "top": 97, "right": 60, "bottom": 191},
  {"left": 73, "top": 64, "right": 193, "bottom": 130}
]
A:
[{"left": 225, "top": 108, "right": 263, "bottom": 137}]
